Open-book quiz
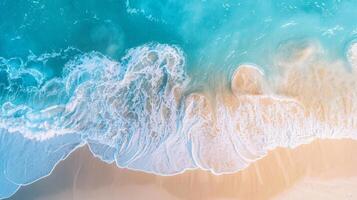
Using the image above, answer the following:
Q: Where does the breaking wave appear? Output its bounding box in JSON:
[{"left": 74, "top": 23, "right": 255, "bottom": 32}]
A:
[{"left": 1, "top": 41, "right": 357, "bottom": 198}]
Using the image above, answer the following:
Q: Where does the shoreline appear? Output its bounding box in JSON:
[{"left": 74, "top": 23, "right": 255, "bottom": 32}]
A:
[{"left": 9, "top": 138, "right": 357, "bottom": 200}]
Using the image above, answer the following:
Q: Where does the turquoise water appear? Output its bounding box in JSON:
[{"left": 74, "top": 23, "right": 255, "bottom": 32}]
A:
[{"left": 1, "top": 0, "right": 357, "bottom": 199}]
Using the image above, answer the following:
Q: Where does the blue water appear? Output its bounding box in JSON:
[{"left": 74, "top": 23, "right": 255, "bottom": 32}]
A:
[{"left": 1, "top": 0, "right": 357, "bottom": 198}]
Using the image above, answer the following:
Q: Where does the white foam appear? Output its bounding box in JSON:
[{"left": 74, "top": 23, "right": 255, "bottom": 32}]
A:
[
  {"left": 2, "top": 42, "right": 357, "bottom": 194},
  {"left": 348, "top": 41, "right": 357, "bottom": 68}
]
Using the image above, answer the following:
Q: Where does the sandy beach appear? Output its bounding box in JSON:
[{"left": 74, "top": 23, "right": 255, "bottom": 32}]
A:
[{"left": 9, "top": 138, "right": 357, "bottom": 200}]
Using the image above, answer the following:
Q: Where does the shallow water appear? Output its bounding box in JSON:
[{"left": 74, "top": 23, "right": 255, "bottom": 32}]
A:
[{"left": 1, "top": 0, "right": 357, "bottom": 198}]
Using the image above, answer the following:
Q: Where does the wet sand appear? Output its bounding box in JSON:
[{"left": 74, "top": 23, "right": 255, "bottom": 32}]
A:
[{"left": 9, "top": 139, "right": 357, "bottom": 200}]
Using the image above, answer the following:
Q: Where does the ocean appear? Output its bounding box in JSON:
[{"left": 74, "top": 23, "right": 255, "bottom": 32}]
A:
[{"left": 1, "top": 0, "right": 357, "bottom": 199}]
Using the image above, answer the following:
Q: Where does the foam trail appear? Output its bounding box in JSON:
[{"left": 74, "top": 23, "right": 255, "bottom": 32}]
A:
[{"left": 1, "top": 42, "right": 357, "bottom": 198}]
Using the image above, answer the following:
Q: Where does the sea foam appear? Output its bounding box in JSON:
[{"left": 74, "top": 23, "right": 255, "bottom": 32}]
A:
[{"left": 1, "top": 41, "right": 357, "bottom": 199}]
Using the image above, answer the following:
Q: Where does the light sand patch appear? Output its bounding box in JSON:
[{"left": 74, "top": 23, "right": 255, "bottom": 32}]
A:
[{"left": 10, "top": 139, "right": 357, "bottom": 200}]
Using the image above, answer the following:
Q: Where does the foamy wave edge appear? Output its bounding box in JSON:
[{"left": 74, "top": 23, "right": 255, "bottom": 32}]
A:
[{"left": 1, "top": 41, "right": 357, "bottom": 199}]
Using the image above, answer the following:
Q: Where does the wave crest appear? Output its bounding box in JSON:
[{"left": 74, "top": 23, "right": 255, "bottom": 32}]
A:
[{"left": 2, "top": 41, "right": 357, "bottom": 198}]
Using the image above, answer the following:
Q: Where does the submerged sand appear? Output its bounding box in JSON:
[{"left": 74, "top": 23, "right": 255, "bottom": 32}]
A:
[{"left": 9, "top": 139, "right": 357, "bottom": 200}]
